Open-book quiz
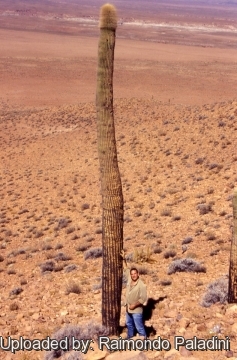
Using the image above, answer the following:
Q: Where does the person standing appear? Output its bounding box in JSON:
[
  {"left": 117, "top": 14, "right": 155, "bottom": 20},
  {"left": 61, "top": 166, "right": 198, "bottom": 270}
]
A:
[{"left": 121, "top": 250, "right": 147, "bottom": 339}]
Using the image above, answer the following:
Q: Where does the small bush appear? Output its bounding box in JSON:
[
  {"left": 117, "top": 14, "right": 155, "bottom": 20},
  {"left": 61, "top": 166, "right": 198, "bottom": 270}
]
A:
[
  {"left": 84, "top": 247, "right": 102, "bottom": 260},
  {"left": 54, "top": 264, "right": 65, "bottom": 272},
  {"left": 95, "top": 228, "right": 102, "bottom": 234},
  {"left": 55, "top": 243, "right": 63, "bottom": 250},
  {"left": 44, "top": 322, "right": 109, "bottom": 360},
  {"left": 173, "top": 215, "right": 181, "bottom": 221},
  {"left": 81, "top": 203, "right": 90, "bottom": 210},
  {"left": 76, "top": 244, "right": 91, "bottom": 252},
  {"left": 9, "top": 287, "right": 23, "bottom": 296},
  {"left": 0, "top": 255, "right": 4, "bottom": 262},
  {"left": 86, "top": 236, "right": 94, "bottom": 242},
  {"left": 9, "top": 302, "right": 19, "bottom": 310},
  {"left": 182, "top": 237, "right": 193, "bottom": 245},
  {"left": 8, "top": 249, "right": 26, "bottom": 257},
  {"left": 54, "top": 217, "right": 69, "bottom": 231},
  {"left": 161, "top": 208, "right": 172, "bottom": 217},
  {"left": 153, "top": 246, "right": 162, "bottom": 254},
  {"left": 133, "top": 246, "right": 154, "bottom": 263},
  {"left": 210, "top": 249, "right": 219, "bottom": 256},
  {"left": 164, "top": 250, "right": 177, "bottom": 259},
  {"left": 197, "top": 204, "right": 212, "bottom": 215},
  {"left": 206, "top": 232, "right": 216, "bottom": 241},
  {"left": 201, "top": 277, "right": 228, "bottom": 307},
  {"left": 168, "top": 258, "right": 206, "bottom": 275},
  {"left": 40, "top": 261, "right": 55, "bottom": 273},
  {"left": 160, "top": 279, "right": 172, "bottom": 286},
  {"left": 64, "top": 264, "right": 77, "bottom": 273},
  {"left": 66, "top": 227, "right": 75, "bottom": 234},
  {"left": 138, "top": 266, "right": 149, "bottom": 275},
  {"left": 54, "top": 252, "right": 72, "bottom": 261},
  {"left": 7, "top": 268, "right": 16, "bottom": 275},
  {"left": 65, "top": 281, "right": 81, "bottom": 295},
  {"left": 42, "top": 244, "right": 53, "bottom": 251}
]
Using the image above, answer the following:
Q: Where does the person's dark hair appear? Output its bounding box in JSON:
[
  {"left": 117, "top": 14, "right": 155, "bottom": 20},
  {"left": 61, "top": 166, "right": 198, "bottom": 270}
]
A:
[{"left": 130, "top": 267, "right": 139, "bottom": 274}]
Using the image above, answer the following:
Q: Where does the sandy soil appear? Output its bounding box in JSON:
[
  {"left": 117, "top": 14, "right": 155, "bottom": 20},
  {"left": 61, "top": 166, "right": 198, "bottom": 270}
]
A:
[{"left": 0, "top": 1, "right": 237, "bottom": 360}]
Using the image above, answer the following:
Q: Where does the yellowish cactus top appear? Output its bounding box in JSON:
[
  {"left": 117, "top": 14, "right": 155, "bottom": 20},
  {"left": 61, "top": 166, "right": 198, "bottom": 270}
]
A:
[{"left": 99, "top": 3, "right": 117, "bottom": 30}]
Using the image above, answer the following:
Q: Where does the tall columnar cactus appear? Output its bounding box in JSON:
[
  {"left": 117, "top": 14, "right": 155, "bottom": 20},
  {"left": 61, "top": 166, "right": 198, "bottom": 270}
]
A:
[
  {"left": 228, "top": 188, "right": 237, "bottom": 302},
  {"left": 96, "top": 4, "right": 124, "bottom": 334}
]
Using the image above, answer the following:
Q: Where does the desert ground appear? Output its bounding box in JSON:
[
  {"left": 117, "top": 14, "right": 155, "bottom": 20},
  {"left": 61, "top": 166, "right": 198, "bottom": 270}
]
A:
[{"left": 0, "top": 0, "right": 237, "bottom": 359}]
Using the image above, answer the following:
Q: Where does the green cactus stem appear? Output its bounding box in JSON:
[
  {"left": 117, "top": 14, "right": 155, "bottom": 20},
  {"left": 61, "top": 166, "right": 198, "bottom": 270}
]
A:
[{"left": 96, "top": 3, "right": 124, "bottom": 335}]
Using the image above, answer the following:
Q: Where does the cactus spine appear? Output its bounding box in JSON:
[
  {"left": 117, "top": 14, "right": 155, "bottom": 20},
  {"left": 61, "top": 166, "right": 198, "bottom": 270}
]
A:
[
  {"left": 228, "top": 188, "right": 237, "bottom": 302},
  {"left": 96, "top": 4, "right": 124, "bottom": 334}
]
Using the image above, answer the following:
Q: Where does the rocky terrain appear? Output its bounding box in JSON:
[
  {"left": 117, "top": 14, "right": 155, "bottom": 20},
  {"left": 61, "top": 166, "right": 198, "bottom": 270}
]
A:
[{"left": 0, "top": 1, "right": 237, "bottom": 360}]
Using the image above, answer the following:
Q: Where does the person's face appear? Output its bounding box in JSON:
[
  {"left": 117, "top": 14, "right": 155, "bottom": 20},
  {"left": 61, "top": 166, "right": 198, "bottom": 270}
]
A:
[{"left": 130, "top": 270, "right": 139, "bottom": 282}]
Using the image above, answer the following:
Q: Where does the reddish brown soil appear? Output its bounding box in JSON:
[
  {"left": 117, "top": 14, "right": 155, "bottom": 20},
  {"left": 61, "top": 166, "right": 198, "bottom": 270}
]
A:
[{"left": 0, "top": 1, "right": 237, "bottom": 360}]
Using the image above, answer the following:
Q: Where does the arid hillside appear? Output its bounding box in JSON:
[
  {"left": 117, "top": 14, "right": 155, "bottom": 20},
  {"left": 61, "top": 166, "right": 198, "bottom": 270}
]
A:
[{"left": 0, "top": 1, "right": 237, "bottom": 360}]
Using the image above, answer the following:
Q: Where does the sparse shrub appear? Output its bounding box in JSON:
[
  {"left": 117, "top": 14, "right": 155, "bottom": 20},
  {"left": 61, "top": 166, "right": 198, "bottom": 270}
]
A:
[
  {"left": 195, "top": 157, "right": 204, "bottom": 165},
  {"left": 44, "top": 322, "right": 109, "bottom": 359},
  {"left": 64, "top": 264, "right": 77, "bottom": 273},
  {"left": 86, "top": 236, "right": 94, "bottom": 242},
  {"left": 40, "top": 261, "right": 55, "bottom": 273},
  {"left": 54, "top": 252, "right": 72, "bottom": 261},
  {"left": 133, "top": 246, "right": 154, "bottom": 263},
  {"left": 172, "top": 215, "right": 181, "bottom": 221},
  {"left": 153, "top": 246, "right": 162, "bottom": 254},
  {"left": 0, "top": 255, "right": 4, "bottom": 262},
  {"left": 76, "top": 244, "right": 91, "bottom": 252},
  {"left": 164, "top": 250, "right": 177, "bottom": 259},
  {"left": 34, "top": 230, "right": 44, "bottom": 238},
  {"left": 161, "top": 208, "right": 172, "bottom": 217},
  {"left": 9, "top": 287, "right": 23, "bottom": 296},
  {"left": 201, "top": 277, "right": 228, "bottom": 307},
  {"left": 210, "top": 249, "right": 219, "bottom": 256},
  {"left": 8, "top": 249, "right": 26, "bottom": 257},
  {"left": 138, "top": 266, "right": 149, "bottom": 275},
  {"left": 197, "top": 204, "right": 212, "bottom": 215},
  {"left": 206, "top": 232, "right": 216, "bottom": 241},
  {"left": 124, "top": 216, "right": 132, "bottom": 223},
  {"left": 20, "top": 279, "right": 27, "bottom": 285},
  {"left": 54, "top": 265, "right": 65, "bottom": 273},
  {"left": 168, "top": 258, "right": 206, "bottom": 275},
  {"left": 65, "top": 281, "right": 81, "bottom": 295},
  {"left": 182, "top": 237, "right": 193, "bottom": 245},
  {"left": 81, "top": 203, "right": 90, "bottom": 210},
  {"left": 84, "top": 247, "right": 102, "bottom": 260},
  {"left": 208, "top": 163, "right": 219, "bottom": 170},
  {"left": 54, "top": 217, "right": 69, "bottom": 231},
  {"left": 66, "top": 227, "right": 75, "bottom": 234},
  {"left": 95, "top": 228, "right": 102, "bottom": 234},
  {"left": 7, "top": 268, "right": 16, "bottom": 275},
  {"left": 160, "top": 279, "right": 172, "bottom": 286},
  {"left": 9, "top": 302, "right": 19, "bottom": 311},
  {"left": 134, "top": 210, "right": 142, "bottom": 217},
  {"left": 55, "top": 243, "right": 63, "bottom": 250},
  {"left": 207, "top": 187, "right": 214, "bottom": 194},
  {"left": 42, "top": 244, "right": 53, "bottom": 251}
]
